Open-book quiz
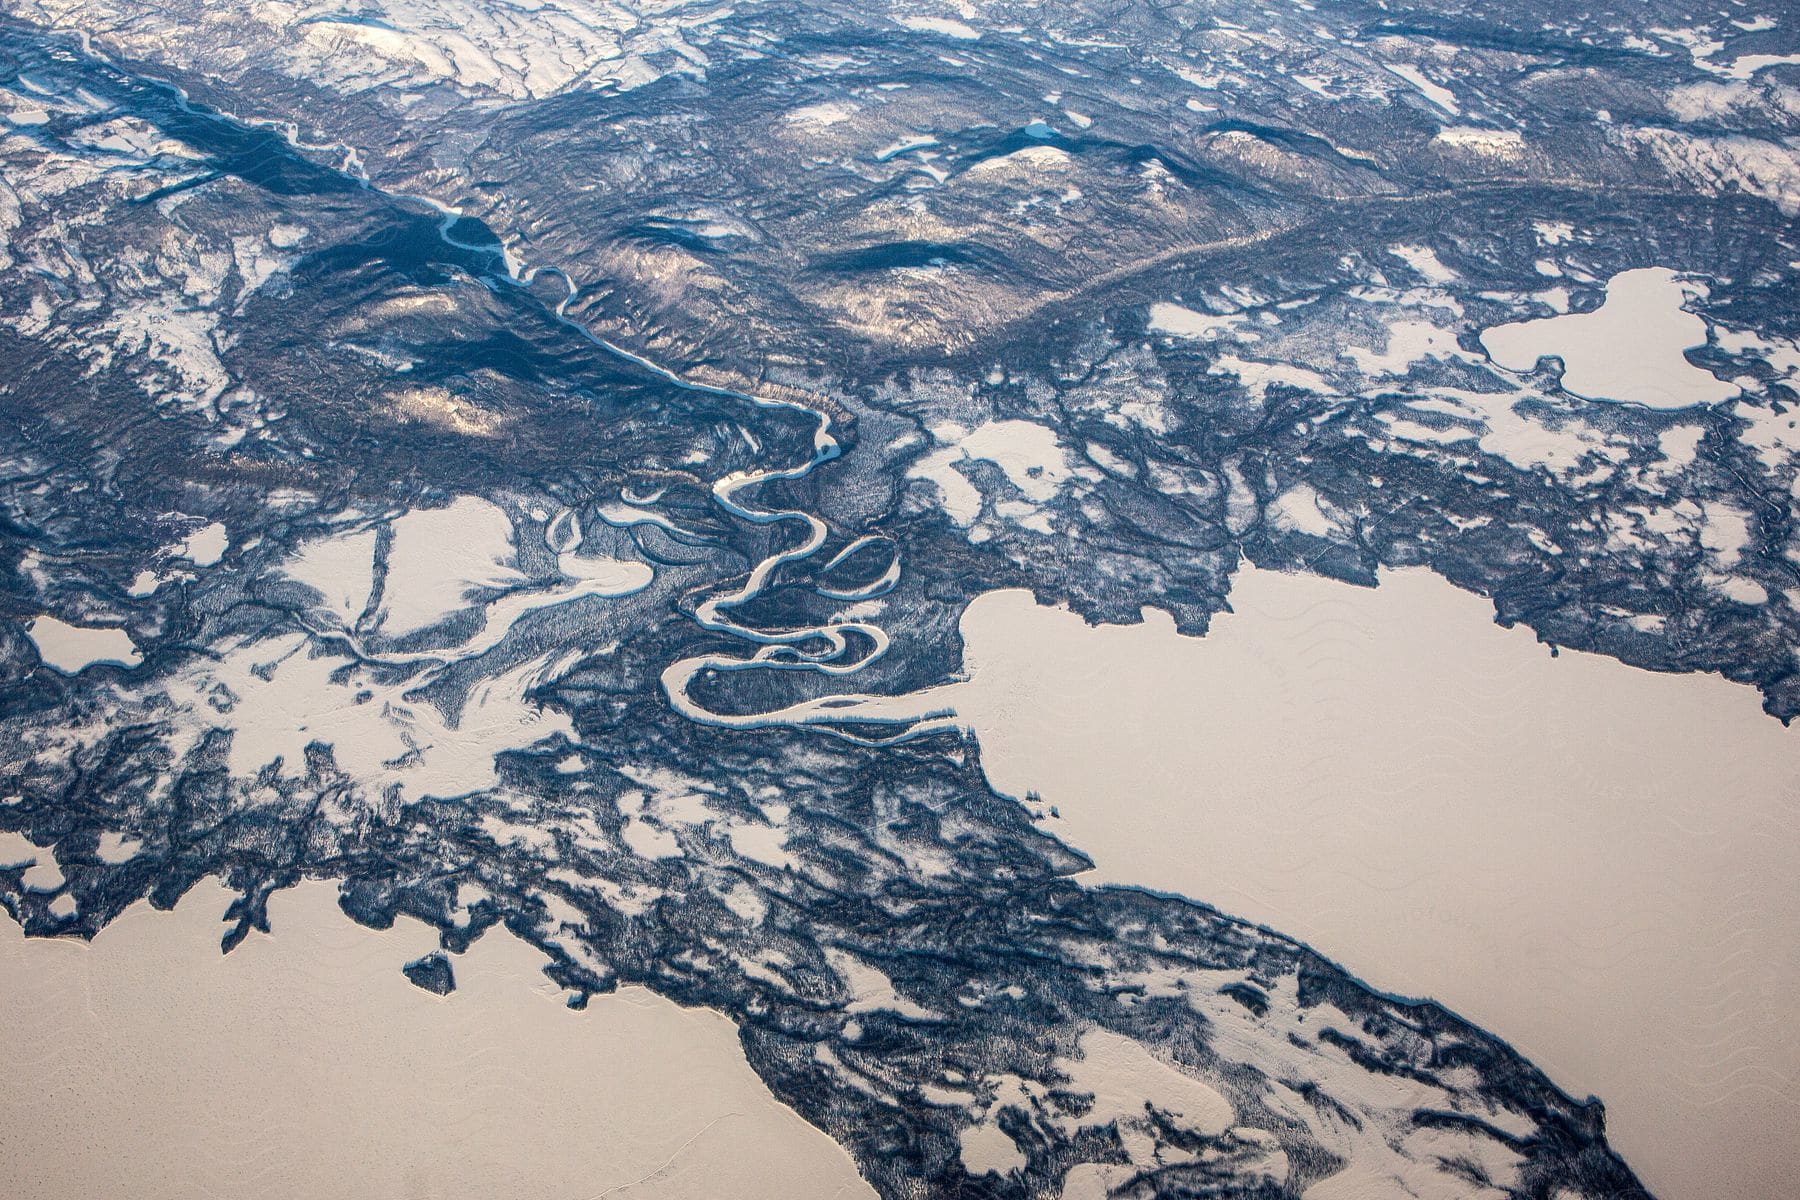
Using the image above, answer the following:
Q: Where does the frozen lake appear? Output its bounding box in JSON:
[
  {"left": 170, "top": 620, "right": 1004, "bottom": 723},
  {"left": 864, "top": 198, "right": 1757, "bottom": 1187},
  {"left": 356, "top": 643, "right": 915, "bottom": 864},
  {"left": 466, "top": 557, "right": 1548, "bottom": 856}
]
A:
[
  {"left": 1480, "top": 267, "right": 1736, "bottom": 408},
  {"left": 949, "top": 567, "right": 1800, "bottom": 1200},
  {"left": 0, "top": 880, "right": 875, "bottom": 1200}
]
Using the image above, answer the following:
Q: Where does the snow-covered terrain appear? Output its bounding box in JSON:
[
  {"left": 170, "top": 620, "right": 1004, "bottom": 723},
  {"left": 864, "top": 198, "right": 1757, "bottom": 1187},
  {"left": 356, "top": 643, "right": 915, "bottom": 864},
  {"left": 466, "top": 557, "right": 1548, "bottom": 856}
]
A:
[{"left": 3, "top": 0, "right": 1798, "bottom": 1195}]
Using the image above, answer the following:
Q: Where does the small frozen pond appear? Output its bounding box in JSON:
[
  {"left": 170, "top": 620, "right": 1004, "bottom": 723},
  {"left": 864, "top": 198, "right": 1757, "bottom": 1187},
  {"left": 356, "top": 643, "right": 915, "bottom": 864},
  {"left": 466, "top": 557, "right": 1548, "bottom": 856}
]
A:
[{"left": 26, "top": 615, "right": 141, "bottom": 673}]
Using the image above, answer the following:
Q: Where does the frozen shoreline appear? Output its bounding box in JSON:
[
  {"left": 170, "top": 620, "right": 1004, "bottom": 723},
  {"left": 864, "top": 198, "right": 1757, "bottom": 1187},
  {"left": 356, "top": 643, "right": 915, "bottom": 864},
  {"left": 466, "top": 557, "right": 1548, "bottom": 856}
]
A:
[
  {"left": 1479, "top": 266, "right": 1735, "bottom": 408},
  {"left": 950, "top": 567, "right": 1800, "bottom": 1200},
  {"left": 0, "top": 879, "right": 875, "bottom": 1200},
  {"left": 24, "top": 614, "right": 141, "bottom": 673}
]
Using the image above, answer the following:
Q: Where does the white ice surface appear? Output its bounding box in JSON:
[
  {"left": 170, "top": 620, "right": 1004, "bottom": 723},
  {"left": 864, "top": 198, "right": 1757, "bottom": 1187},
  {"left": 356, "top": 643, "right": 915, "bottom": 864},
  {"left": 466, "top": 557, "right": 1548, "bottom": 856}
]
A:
[
  {"left": 1147, "top": 302, "right": 1249, "bottom": 340},
  {"left": 162, "top": 631, "right": 574, "bottom": 803},
  {"left": 897, "top": 14, "right": 980, "bottom": 39},
  {"left": 0, "top": 879, "right": 876, "bottom": 1200},
  {"left": 1384, "top": 62, "right": 1460, "bottom": 114},
  {"left": 947, "top": 568, "right": 1800, "bottom": 1200},
  {"left": 908, "top": 419, "right": 1077, "bottom": 530},
  {"left": 176, "top": 520, "right": 228, "bottom": 566},
  {"left": 25, "top": 615, "right": 141, "bottom": 673},
  {"left": 1481, "top": 267, "right": 1736, "bottom": 408},
  {"left": 283, "top": 527, "right": 378, "bottom": 624},
  {"left": 378, "top": 496, "right": 524, "bottom": 637}
]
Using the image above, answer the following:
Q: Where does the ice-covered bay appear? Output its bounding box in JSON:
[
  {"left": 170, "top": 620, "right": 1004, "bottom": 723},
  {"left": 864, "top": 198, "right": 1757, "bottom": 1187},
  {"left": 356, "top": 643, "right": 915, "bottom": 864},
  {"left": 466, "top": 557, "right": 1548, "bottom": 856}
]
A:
[
  {"left": 945, "top": 567, "right": 1800, "bottom": 1200},
  {"left": 0, "top": 879, "right": 876, "bottom": 1200}
]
